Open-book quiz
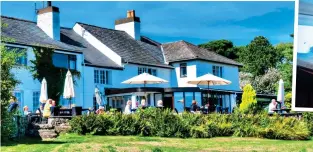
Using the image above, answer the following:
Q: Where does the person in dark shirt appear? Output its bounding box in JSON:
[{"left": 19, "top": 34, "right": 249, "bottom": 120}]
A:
[{"left": 190, "top": 100, "right": 199, "bottom": 113}]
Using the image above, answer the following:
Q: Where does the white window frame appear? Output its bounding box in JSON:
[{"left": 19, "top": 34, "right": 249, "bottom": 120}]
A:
[
  {"left": 13, "top": 90, "right": 24, "bottom": 112},
  {"left": 138, "top": 67, "right": 157, "bottom": 76},
  {"left": 33, "top": 91, "right": 40, "bottom": 112},
  {"left": 94, "top": 69, "right": 110, "bottom": 85},
  {"left": 213, "top": 65, "right": 223, "bottom": 77}
]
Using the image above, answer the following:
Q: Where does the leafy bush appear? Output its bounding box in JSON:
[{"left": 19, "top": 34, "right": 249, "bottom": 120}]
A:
[
  {"left": 303, "top": 112, "right": 313, "bottom": 136},
  {"left": 240, "top": 84, "right": 257, "bottom": 113},
  {"left": 284, "top": 92, "right": 292, "bottom": 108},
  {"left": 69, "top": 108, "right": 311, "bottom": 140}
]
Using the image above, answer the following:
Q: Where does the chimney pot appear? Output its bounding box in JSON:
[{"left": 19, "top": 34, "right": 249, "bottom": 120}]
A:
[{"left": 127, "top": 10, "right": 135, "bottom": 18}]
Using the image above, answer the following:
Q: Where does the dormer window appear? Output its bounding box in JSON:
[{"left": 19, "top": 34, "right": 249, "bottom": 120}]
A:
[{"left": 180, "top": 63, "right": 187, "bottom": 78}]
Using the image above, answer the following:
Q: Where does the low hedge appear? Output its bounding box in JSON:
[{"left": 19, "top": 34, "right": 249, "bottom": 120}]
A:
[{"left": 69, "top": 108, "right": 312, "bottom": 140}]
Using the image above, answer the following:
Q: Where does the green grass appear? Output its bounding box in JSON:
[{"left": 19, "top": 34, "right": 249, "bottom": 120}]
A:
[{"left": 2, "top": 133, "right": 313, "bottom": 152}]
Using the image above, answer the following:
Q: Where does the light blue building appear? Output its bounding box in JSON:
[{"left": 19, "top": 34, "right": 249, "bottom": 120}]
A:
[{"left": 2, "top": 4, "right": 243, "bottom": 113}]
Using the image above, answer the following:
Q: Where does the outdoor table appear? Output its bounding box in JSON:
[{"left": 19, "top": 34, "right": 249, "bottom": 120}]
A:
[
  {"left": 273, "top": 108, "right": 291, "bottom": 114},
  {"left": 59, "top": 109, "right": 72, "bottom": 116},
  {"left": 27, "top": 113, "right": 41, "bottom": 123}
]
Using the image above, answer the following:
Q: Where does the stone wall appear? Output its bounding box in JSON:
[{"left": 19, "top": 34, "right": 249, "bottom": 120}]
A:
[{"left": 27, "top": 117, "right": 71, "bottom": 139}]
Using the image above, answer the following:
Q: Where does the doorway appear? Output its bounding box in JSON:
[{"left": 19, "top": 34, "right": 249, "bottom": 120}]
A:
[{"left": 163, "top": 93, "right": 173, "bottom": 109}]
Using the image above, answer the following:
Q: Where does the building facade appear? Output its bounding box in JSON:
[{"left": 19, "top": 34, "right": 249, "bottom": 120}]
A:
[{"left": 2, "top": 4, "right": 243, "bottom": 113}]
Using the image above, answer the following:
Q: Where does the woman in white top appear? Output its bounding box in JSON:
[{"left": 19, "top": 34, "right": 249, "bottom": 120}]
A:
[
  {"left": 157, "top": 100, "right": 163, "bottom": 107},
  {"left": 124, "top": 100, "right": 132, "bottom": 114}
]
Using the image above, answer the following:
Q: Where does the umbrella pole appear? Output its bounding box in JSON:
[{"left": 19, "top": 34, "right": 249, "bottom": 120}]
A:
[{"left": 69, "top": 97, "right": 72, "bottom": 108}]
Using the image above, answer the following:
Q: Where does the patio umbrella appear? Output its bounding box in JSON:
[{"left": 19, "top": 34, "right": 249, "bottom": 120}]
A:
[
  {"left": 39, "top": 78, "right": 48, "bottom": 103},
  {"left": 187, "top": 73, "right": 231, "bottom": 111},
  {"left": 63, "top": 70, "right": 75, "bottom": 108},
  {"left": 121, "top": 72, "right": 168, "bottom": 87},
  {"left": 187, "top": 73, "right": 231, "bottom": 86},
  {"left": 122, "top": 72, "right": 168, "bottom": 107},
  {"left": 277, "top": 79, "right": 285, "bottom": 107},
  {"left": 95, "top": 87, "right": 102, "bottom": 106}
]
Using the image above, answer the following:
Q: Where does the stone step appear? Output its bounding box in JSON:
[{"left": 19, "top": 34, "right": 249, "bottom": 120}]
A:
[{"left": 38, "top": 129, "right": 58, "bottom": 139}]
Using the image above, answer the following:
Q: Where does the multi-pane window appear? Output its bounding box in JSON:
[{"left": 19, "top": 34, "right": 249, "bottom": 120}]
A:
[
  {"left": 180, "top": 63, "right": 187, "bottom": 78},
  {"left": 33, "top": 92, "right": 40, "bottom": 112},
  {"left": 94, "top": 70, "right": 99, "bottom": 83},
  {"left": 138, "top": 67, "right": 157, "bottom": 76},
  {"left": 94, "top": 69, "right": 110, "bottom": 84},
  {"left": 52, "top": 53, "right": 77, "bottom": 70},
  {"left": 6, "top": 46, "right": 27, "bottom": 66},
  {"left": 213, "top": 66, "right": 223, "bottom": 77}
]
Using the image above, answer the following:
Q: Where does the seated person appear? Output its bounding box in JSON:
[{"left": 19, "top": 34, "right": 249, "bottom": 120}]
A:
[
  {"left": 140, "top": 99, "right": 147, "bottom": 109},
  {"left": 23, "top": 106, "right": 30, "bottom": 116},
  {"left": 268, "top": 99, "right": 277, "bottom": 114},
  {"left": 96, "top": 106, "right": 105, "bottom": 114},
  {"left": 190, "top": 100, "right": 200, "bottom": 113},
  {"left": 35, "top": 108, "right": 42, "bottom": 114},
  {"left": 157, "top": 100, "right": 164, "bottom": 107}
]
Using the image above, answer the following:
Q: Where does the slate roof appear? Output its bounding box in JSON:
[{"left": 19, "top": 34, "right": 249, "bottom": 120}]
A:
[
  {"left": 60, "top": 28, "right": 123, "bottom": 69},
  {"left": 298, "top": 59, "right": 313, "bottom": 71},
  {"left": 1, "top": 16, "right": 83, "bottom": 53},
  {"left": 77, "top": 23, "right": 172, "bottom": 68},
  {"left": 162, "top": 40, "right": 243, "bottom": 66}
]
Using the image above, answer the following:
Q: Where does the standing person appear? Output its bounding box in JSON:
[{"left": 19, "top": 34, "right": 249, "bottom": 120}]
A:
[
  {"left": 50, "top": 100, "right": 56, "bottom": 116},
  {"left": 8, "top": 96, "right": 18, "bottom": 112},
  {"left": 268, "top": 99, "right": 277, "bottom": 114},
  {"left": 124, "top": 100, "right": 132, "bottom": 114},
  {"left": 43, "top": 99, "right": 52, "bottom": 118}
]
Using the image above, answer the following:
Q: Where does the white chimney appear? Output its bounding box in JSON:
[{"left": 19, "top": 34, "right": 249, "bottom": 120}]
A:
[
  {"left": 37, "top": 2, "right": 60, "bottom": 40},
  {"left": 115, "top": 10, "right": 140, "bottom": 40}
]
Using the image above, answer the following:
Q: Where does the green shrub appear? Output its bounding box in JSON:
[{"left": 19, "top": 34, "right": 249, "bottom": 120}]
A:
[
  {"left": 284, "top": 92, "right": 292, "bottom": 108},
  {"left": 69, "top": 107, "right": 312, "bottom": 140},
  {"left": 190, "top": 125, "right": 209, "bottom": 138},
  {"left": 240, "top": 84, "right": 257, "bottom": 113},
  {"left": 303, "top": 112, "right": 313, "bottom": 136}
]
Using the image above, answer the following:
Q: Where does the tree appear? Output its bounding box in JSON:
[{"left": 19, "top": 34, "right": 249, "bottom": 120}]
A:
[
  {"left": 0, "top": 41, "right": 23, "bottom": 140},
  {"left": 238, "top": 36, "right": 279, "bottom": 76},
  {"left": 276, "top": 42, "right": 293, "bottom": 92},
  {"left": 29, "top": 46, "right": 80, "bottom": 105},
  {"left": 239, "top": 84, "right": 257, "bottom": 113},
  {"left": 239, "top": 72, "right": 254, "bottom": 90},
  {"left": 252, "top": 68, "right": 281, "bottom": 94},
  {"left": 198, "top": 39, "right": 239, "bottom": 60}
]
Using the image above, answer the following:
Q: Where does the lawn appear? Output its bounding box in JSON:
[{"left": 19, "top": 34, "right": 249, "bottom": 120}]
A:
[{"left": 2, "top": 134, "right": 313, "bottom": 152}]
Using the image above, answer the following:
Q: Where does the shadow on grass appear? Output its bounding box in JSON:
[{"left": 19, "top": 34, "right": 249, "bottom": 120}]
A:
[{"left": 2, "top": 137, "right": 67, "bottom": 147}]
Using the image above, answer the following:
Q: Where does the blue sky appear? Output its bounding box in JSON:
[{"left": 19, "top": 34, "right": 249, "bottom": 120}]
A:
[{"left": 1, "top": 1, "right": 295, "bottom": 46}]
